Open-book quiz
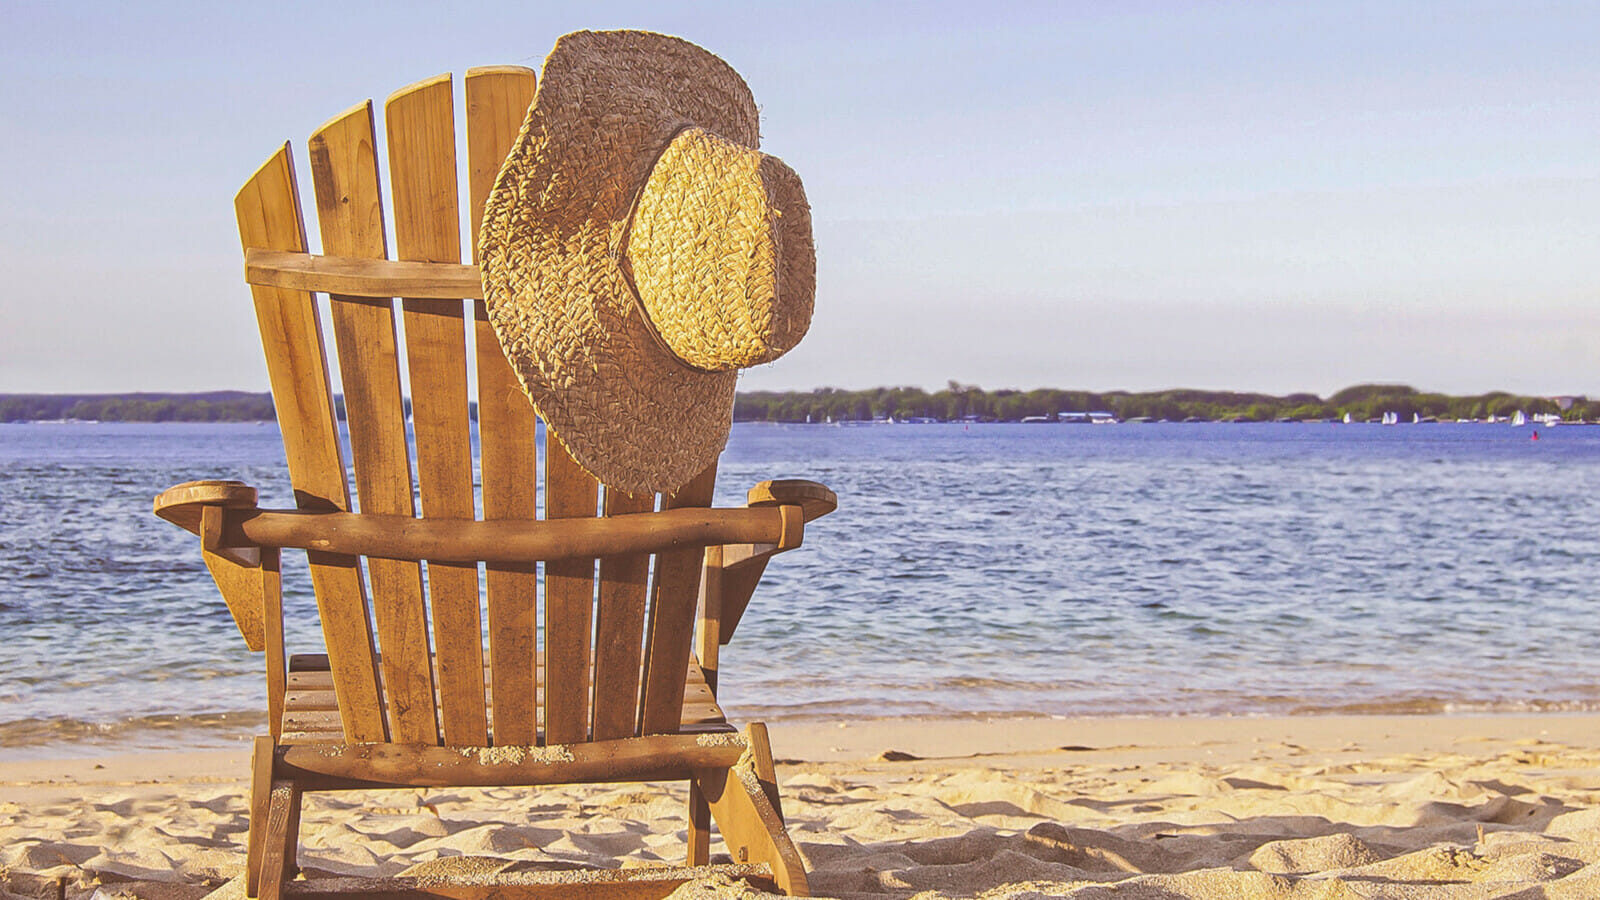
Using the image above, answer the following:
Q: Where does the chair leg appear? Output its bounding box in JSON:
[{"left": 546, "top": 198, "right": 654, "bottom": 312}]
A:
[
  {"left": 746, "top": 722, "right": 785, "bottom": 823},
  {"left": 696, "top": 724, "right": 808, "bottom": 896},
  {"left": 687, "top": 780, "right": 711, "bottom": 866},
  {"left": 257, "top": 779, "right": 301, "bottom": 900},
  {"left": 246, "top": 736, "right": 273, "bottom": 898},
  {"left": 283, "top": 783, "right": 304, "bottom": 878}
]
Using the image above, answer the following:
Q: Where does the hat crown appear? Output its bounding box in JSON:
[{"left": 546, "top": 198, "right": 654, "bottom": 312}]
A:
[
  {"left": 479, "top": 30, "right": 815, "bottom": 494},
  {"left": 625, "top": 127, "right": 815, "bottom": 372}
]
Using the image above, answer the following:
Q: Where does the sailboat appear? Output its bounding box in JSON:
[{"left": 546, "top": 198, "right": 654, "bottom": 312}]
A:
[
  {"left": 1512, "top": 410, "right": 1527, "bottom": 426},
  {"left": 1342, "top": 412, "right": 1352, "bottom": 424},
  {"left": 1381, "top": 411, "right": 1398, "bottom": 426}
]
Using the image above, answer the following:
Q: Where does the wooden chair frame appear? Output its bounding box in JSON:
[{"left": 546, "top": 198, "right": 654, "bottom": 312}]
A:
[{"left": 153, "top": 65, "right": 835, "bottom": 899}]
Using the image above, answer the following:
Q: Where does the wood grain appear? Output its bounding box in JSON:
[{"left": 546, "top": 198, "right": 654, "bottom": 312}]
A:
[
  {"left": 262, "top": 548, "right": 286, "bottom": 742},
  {"left": 246, "top": 735, "right": 273, "bottom": 897},
  {"left": 308, "top": 100, "right": 439, "bottom": 745},
  {"left": 235, "top": 145, "right": 384, "bottom": 742},
  {"left": 639, "top": 464, "right": 718, "bottom": 735},
  {"left": 693, "top": 544, "right": 725, "bottom": 696},
  {"left": 154, "top": 479, "right": 258, "bottom": 535},
  {"left": 277, "top": 865, "right": 779, "bottom": 900},
  {"left": 592, "top": 488, "right": 656, "bottom": 741},
  {"left": 279, "top": 654, "right": 730, "bottom": 743},
  {"left": 747, "top": 479, "right": 837, "bottom": 522},
  {"left": 213, "top": 504, "right": 792, "bottom": 564},
  {"left": 385, "top": 74, "right": 487, "bottom": 745},
  {"left": 714, "top": 555, "right": 771, "bottom": 647},
  {"left": 543, "top": 444, "right": 600, "bottom": 745},
  {"left": 687, "top": 781, "right": 711, "bottom": 867},
  {"left": 465, "top": 65, "right": 542, "bottom": 747},
  {"left": 245, "top": 249, "right": 481, "bottom": 298},
  {"left": 201, "top": 546, "right": 267, "bottom": 651},
  {"left": 695, "top": 746, "right": 809, "bottom": 895},
  {"left": 277, "top": 733, "right": 746, "bottom": 789},
  {"left": 258, "top": 780, "right": 300, "bottom": 900}
]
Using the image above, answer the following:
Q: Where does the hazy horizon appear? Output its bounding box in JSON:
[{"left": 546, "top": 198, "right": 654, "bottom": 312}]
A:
[
  {"left": 4, "top": 1, "right": 1596, "bottom": 398},
  {"left": 0, "top": 379, "right": 1587, "bottom": 403}
]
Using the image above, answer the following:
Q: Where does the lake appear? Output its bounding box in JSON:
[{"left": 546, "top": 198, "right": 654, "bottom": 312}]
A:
[{"left": 2, "top": 420, "right": 1597, "bottom": 757}]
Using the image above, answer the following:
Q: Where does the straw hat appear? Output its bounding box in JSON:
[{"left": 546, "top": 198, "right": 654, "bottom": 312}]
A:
[{"left": 479, "top": 30, "right": 815, "bottom": 495}]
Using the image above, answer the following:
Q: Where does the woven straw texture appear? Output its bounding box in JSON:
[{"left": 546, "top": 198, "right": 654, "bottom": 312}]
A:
[
  {"left": 478, "top": 30, "right": 815, "bottom": 495},
  {"left": 628, "top": 128, "right": 814, "bottom": 371}
]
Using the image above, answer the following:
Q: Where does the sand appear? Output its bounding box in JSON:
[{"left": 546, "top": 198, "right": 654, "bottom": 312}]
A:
[{"left": 4, "top": 714, "right": 1600, "bottom": 899}]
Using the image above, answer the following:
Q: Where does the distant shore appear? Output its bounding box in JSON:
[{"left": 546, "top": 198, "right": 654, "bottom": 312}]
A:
[{"left": 2, "top": 383, "right": 1593, "bottom": 424}]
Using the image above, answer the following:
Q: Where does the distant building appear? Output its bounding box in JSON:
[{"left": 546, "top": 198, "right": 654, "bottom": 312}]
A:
[
  {"left": 1552, "top": 395, "right": 1586, "bottom": 411},
  {"left": 1057, "top": 411, "right": 1119, "bottom": 424}
]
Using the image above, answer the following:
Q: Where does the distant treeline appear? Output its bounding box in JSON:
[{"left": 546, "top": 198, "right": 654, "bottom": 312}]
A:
[
  {"left": 0, "top": 392, "right": 403, "bottom": 423},
  {"left": 0, "top": 392, "right": 277, "bottom": 422},
  {"left": 733, "top": 383, "right": 1599, "bottom": 423},
  {"left": 3, "top": 384, "right": 1594, "bottom": 424}
]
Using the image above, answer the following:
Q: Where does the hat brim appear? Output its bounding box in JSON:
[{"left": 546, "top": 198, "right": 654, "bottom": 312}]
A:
[{"left": 478, "top": 30, "right": 758, "bottom": 495}]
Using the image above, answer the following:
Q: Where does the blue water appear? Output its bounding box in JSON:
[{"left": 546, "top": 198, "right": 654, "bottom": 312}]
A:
[{"left": 3, "top": 421, "right": 1598, "bottom": 756}]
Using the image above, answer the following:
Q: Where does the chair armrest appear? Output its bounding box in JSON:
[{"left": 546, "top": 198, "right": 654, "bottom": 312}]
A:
[
  {"left": 709, "top": 480, "right": 837, "bottom": 646},
  {"left": 718, "top": 480, "right": 837, "bottom": 574},
  {"left": 156, "top": 480, "right": 802, "bottom": 565},
  {"left": 747, "top": 479, "right": 837, "bottom": 523},
  {"left": 153, "top": 480, "right": 269, "bottom": 651},
  {"left": 154, "top": 479, "right": 260, "bottom": 536}
]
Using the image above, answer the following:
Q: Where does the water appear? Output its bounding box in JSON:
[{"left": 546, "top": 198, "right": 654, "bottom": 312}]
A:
[{"left": 3, "top": 421, "right": 1598, "bottom": 757}]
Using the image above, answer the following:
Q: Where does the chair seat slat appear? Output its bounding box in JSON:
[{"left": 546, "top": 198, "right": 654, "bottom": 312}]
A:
[{"left": 280, "top": 655, "right": 730, "bottom": 741}]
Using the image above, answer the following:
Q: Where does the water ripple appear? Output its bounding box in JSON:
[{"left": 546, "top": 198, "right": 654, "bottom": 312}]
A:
[{"left": 3, "top": 421, "right": 1600, "bottom": 751}]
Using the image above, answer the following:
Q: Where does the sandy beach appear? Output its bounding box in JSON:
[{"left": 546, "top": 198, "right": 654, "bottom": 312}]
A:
[{"left": 4, "top": 713, "right": 1600, "bottom": 899}]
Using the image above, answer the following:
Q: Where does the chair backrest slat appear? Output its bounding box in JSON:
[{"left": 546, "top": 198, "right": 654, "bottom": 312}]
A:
[
  {"left": 244, "top": 71, "right": 730, "bottom": 748},
  {"left": 307, "top": 102, "right": 441, "bottom": 745},
  {"left": 543, "top": 444, "right": 601, "bottom": 744},
  {"left": 385, "top": 75, "right": 488, "bottom": 745},
  {"left": 235, "top": 146, "right": 386, "bottom": 742},
  {"left": 465, "top": 66, "right": 542, "bottom": 747},
  {"left": 591, "top": 488, "right": 656, "bottom": 740},
  {"left": 639, "top": 463, "right": 718, "bottom": 735}
]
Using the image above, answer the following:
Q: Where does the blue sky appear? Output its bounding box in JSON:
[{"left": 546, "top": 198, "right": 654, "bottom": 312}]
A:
[{"left": 3, "top": 1, "right": 1596, "bottom": 397}]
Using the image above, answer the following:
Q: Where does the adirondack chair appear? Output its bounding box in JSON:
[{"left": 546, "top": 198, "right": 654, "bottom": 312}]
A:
[{"left": 153, "top": 66, "right": 835, "bottom": 899}]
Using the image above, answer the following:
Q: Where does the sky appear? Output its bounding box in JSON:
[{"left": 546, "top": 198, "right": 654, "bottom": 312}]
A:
[{"left": 2, "top": 0, "right": 1596, "bottom": 399}]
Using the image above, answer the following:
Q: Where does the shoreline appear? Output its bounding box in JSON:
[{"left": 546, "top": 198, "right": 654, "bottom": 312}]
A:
[
  {"left": 9, "top": 704, "right": 1600, "bottom": 759},
  {"left": 4, "top": 712, "right": 1600, "bottom": 898},
  {"left": 6, "top": 708, "right": 1600, "bottom": 764},
  {"left": 7, "top": 709, "right": 1598, "bottom": 771}
]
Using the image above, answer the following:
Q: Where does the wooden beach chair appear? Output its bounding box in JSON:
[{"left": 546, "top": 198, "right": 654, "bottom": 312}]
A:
[{"left": 153, "top": 67, "right": 834, "bottom": 899}]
